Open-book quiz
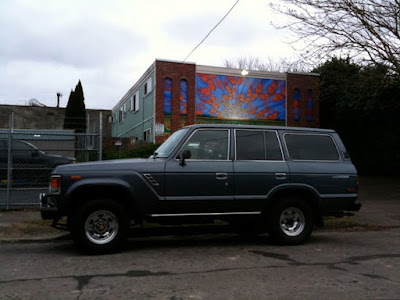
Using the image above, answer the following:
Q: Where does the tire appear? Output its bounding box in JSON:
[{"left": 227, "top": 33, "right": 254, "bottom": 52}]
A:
[
  {"left": 268, "top": 197, "right": 313, "bottom": 245},
  {"left": 70, "top": 198, "right": 129, "bottom": 254}
]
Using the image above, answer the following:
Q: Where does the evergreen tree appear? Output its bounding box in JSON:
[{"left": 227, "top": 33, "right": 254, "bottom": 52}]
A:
[{"left": 63, "top": 80, "right": 86, "bottom": 133}]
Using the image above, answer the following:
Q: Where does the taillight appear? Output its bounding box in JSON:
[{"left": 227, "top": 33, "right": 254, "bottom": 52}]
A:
[{"left": 50, "top": 175, "right": 61, "bottom": 194}]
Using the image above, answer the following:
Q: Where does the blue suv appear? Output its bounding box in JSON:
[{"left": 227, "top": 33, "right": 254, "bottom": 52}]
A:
[{"left": 40, "top": 124, "right": 361, "bottom": 253}]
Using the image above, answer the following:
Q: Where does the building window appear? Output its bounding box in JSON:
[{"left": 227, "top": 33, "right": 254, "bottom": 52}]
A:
[
  {"left": 144, "top": 128, "right": 151, "bottom": 142},
  {"left": 130, "top": 91, "right": 139, "bottom": 112},
  {"left": 294, "top": 88, "right": 300, "bottom": 122},
  {"left": 119, "top": 108, "right": 124, "bottom": 123},
  {"left": 144, "top": 78, "right": 152, "bottom": 95},
  {"left": 180, "top": 79, "right": 187, "bottom": 115},
  {"left": 307, "top": 89, "right": 313, "bottom": 122},
  {"left": 164, "top": 78, "right": 172, "bottom": 115}
]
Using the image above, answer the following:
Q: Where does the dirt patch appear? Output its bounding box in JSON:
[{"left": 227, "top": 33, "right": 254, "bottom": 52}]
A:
[
  {"left": 0, "top": 219, "right": 65, "bottom": 241},
  {"left": 317, "top": 216, "right": 400, "bottom": 232}
]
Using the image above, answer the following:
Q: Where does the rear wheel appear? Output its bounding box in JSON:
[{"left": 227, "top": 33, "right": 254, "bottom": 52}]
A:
[
  {"left": 71, "top": 199, "right": 129, "bottom": 254},
  {"left": 269, "top": 197, "right": 313, "bottom": 245}
]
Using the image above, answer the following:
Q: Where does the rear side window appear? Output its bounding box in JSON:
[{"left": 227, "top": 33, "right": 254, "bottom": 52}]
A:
[
  {"left": 236, "top": 130, "right": 283, "bottom": 161},
  {"left": 284, "top": 133, "right": 340, "bottom": 161},
  {"left": 265, "top": 131, "right": 283, "bottom": 160},
  {"left": 236, "top": 130, "right": 264, "bottom": 160}
]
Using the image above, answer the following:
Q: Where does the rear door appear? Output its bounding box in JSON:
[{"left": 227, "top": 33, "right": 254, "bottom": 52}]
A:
[{"left": 233, "top": 129, "right": 289, "bottom": 211}]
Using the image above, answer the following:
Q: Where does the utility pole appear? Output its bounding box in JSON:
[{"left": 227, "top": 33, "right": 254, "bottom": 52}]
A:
[{"left": 56, "top": 92, "right": 62, "bottom": 108}]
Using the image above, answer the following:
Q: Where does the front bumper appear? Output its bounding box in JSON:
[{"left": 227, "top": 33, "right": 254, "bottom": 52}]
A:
[{"left": 39, "top": 193, "right": 60, "bottom": 220}]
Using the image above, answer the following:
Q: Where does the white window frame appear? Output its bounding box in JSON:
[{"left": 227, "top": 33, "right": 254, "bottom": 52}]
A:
[
  {"left": 130, "top": 96, "right": 134, "bottom": 111},
  {"left": 144, "top": 128, "right": 151, "bottom": 142},
  {"left": 130, "top": 91, "right": 140, "bottom": 112},
  {"left": 144, "top": 78, "right": 152, "bottom": 95},
  {"left": 119, "top": 108, "right": 124, "bottom": 123}
]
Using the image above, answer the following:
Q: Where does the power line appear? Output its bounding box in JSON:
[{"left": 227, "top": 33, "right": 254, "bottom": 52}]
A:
[{"left": 182, "top": 0, "right": 240, "bottom": 63}]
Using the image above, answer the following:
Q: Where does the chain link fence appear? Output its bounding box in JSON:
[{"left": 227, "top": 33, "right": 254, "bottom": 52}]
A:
[{"left": 0, "top": 113, "right": 103, "bottom": 209}]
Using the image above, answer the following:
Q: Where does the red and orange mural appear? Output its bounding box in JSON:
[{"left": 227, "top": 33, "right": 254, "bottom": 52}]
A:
[
  {"left": 195, "top": 73, "right": 286, "bottom": 125},
  {"left": 163, "top": 73, "right": 288, "bottom": 139}
]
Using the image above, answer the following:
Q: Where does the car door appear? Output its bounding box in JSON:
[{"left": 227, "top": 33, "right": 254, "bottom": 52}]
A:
[
  {"left": 233, "top": 129, "right": 289, "bottom": 211},
  {"left": 164, "top": 128, "right": 234, "bottom": 213}
]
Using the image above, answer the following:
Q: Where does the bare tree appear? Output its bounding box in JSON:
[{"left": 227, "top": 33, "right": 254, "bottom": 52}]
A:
[
  {"left": 223, "top": 55, "right": 309, "bottom": 72},
  {"left": 270, "top": 0, "right": 400, "bottom": 74}
]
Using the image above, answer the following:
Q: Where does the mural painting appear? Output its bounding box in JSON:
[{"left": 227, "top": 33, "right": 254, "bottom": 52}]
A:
[
  {"left": 307, "top": 89, "right": 313, "bottom": 122},
  {"left": 164, "top": 78, "right": 172, "bottom": 138},
  {"left": 180, "top": 79, "right": 187, "bottom": 126},
  {"left": 294, "top": 88, "right": 300, "bottom": 122},
  {"left": 195, "top": 73, "right": 286, "bottom": 125},
  {"left": 163, "top": 78, "right": 188, "bottom": 139}
]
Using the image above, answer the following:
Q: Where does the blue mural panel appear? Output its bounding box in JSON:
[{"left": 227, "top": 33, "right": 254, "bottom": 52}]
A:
[
  {"left": 164, "top": 78, "right": 172, "bottom": 115},
  {"left": 195, "top": 73, "right": 286, "bottom": 122},
  {"left": 180, "top": 79, "right": 187, "bottom": 115},
  {"left": 294, "top": 88, "right": 300, "bottom": 122},
  {"left": 307, "top": 89, "right": 313, "bottom": 122}
]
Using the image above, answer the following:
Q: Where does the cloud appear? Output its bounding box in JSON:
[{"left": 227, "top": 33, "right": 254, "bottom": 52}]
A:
[
  {"left": 0, "top": 0, "right": 297, "bottom": 109},
  {"left": 0, "top": 16, "right": 147, "bottom": 68}
]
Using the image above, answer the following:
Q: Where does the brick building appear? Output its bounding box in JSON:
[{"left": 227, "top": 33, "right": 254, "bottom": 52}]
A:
[{"left": 112, "top": 59, "right": 319, "bottom": 144}]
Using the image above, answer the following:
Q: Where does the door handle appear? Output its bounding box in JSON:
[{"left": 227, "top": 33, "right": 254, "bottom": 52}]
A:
[
  {"left": 216, "top": 173, "right": 228, "bottom": 180},
  {"left": 275, "top": 172, "right": 287, "bottom": 180}
]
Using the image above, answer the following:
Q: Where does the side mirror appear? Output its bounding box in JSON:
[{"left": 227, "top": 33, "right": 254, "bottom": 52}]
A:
[
  {"left": 179, "top": 149, "right": 191, "bottom": 166},
  {"left": 31, "top": 150, "right": 39, "bottom": 157}
]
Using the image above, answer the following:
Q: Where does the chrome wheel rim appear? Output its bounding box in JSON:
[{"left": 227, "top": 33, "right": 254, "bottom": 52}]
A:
[
  {"left": 85, "top": 210, "right": 119, "bottom": 245},
  {"left": 279, "top": 207, "right": 305, "bottom": 236}
]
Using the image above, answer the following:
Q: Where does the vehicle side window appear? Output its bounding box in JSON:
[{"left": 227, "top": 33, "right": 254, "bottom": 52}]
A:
[
  {"left": 284, "top": 134, "right": 340, "bottom": 161},
  {"left": 181, "top": 129, "right": 229, "bottom": 160},
  {"left": 236, "top": 130, "right": 283, "bottom": 161},
  {"left": 265, "top": 131, "right": 283, "bottom": 161},
  {"left": 236, "top": 130, "right": 264, "bottom": 160},
  {"left": 12, "top": 141, "right": 34, "bottom": 151}
]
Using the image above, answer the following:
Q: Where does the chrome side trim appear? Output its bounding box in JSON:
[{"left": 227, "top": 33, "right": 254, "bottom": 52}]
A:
[
  {"left": 320, "top": 193, "right": 358, "bottom": 198},
  {"left": 147, "top": 211, "right": 262, "bottom": 217}
]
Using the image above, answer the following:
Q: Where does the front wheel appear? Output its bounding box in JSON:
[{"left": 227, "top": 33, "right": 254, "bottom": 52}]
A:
[
  {"left": 268, "top": 197, "right": 313, "bottom": 245},
  {"left": 71, "top": 199, "right": 129, "bottom": 254}
]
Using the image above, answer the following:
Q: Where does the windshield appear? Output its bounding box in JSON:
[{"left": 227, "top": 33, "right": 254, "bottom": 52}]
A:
[{"left": 154, "top": 128, "right": 189, "bottom": 157}]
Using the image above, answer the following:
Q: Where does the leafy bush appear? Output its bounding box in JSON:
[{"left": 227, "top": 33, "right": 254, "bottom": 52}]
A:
[{"left": 102, "top": 141, "right": 160, "bottom": 160}]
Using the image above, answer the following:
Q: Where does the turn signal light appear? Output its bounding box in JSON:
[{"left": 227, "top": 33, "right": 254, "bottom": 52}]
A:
[{"left": 50, "top": 175, "right": 61, "bottom": 194}]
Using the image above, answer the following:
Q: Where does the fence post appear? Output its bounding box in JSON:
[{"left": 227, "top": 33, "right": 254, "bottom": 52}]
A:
[
  {"left": 6, "top": 113, "right": 14, "bottom": 210},
  {"left": 99, "top": 112, "right": 103, "bottom": 161}
]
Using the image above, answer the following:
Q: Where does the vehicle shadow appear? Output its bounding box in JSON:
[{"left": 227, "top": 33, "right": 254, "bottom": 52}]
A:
[{"left": 49, "top": 224, "right": 342, "bottom": 256}]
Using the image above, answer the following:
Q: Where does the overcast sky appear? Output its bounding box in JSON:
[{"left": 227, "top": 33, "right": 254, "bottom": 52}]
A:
[{"left": 0, "top": 0, "right": 296, "bottom": 110}]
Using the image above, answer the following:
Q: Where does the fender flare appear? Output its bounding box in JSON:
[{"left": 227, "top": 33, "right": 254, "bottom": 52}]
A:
[{"left": 65, "top": 178, "right": 135, "bottom": 200}]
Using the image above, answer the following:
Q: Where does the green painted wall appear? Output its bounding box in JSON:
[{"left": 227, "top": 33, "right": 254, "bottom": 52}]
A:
[{"left": 112, "top": 72, "right": 155, "bottom": 142}]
